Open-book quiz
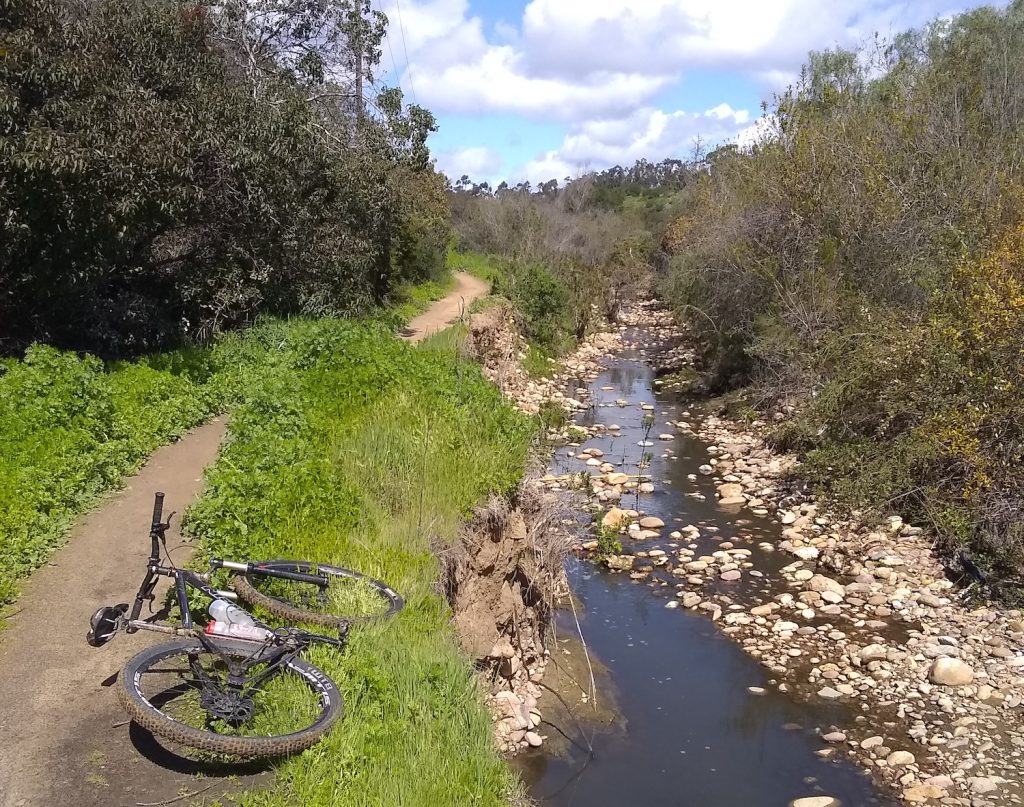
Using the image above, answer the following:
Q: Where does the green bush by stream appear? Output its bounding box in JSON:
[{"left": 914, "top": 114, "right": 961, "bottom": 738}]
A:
[
  {"left": 185, "top": 319, "right": 534, "bottom": 806},
  {"left": 662, "top": 2, "right": 1024, "bottom": 592}
]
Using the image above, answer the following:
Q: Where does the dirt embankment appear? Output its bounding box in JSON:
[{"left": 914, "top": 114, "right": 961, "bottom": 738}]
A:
[{"left": 447, "top": 302, "right": 625, "bottom": 755}]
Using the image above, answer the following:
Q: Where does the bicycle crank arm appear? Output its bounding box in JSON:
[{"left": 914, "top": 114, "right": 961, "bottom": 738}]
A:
[{"left": 127, "top": 620, "right": 196, "bottom": 637}]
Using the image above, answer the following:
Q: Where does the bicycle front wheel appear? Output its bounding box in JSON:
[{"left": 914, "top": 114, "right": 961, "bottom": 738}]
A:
[
  {"left": 233, "top": 560, "right": 404, "bottom": 628},
  {"left": 118, "top": 639, "right": 341, "bottom": 758}
]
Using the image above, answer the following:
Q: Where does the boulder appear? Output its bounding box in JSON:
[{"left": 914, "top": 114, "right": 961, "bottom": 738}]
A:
[
  {"left": 717, "top": 483, "right": 744, "bottom": 500},
  {"left": 808, "top": 575, "right": 844, "bottom": 596},
  {"left": 928, "top": 657, "right": 974, "bottom": 686},
  {"left": 602, "top": 507, "right": 627, "bottom": 529},
  {"left": 886, "top": 750, "right": 915, "bottom": 767}
]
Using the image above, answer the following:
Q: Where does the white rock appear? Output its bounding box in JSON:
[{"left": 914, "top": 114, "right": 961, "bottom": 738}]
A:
[
  {"left": 886, "top": 750, "right": 915, "bottom": 767},
  {"left": 928, "top": 657, "right": 974, "bottom": 686}
]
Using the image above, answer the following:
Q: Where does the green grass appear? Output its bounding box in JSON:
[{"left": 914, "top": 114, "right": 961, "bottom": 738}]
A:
[
  {"left": 522, "top": 343, "right": 555, "bottom": 379},
  {"left": 184, "top": 318, "right": 535, "bottom": 806},
  {"left": 0, "top": 278, "right": 460, "bottom": 610},
  {"left": 447, "top": 249, "right": 505, "bottom": 285},
  {"left": 0, "top": 344, "right": 223, "bottom": 606}
]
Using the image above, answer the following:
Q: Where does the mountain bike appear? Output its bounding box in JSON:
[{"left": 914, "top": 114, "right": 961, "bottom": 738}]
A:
[{"left": 87, "top": 492, "right": 403, "bottom": 757}]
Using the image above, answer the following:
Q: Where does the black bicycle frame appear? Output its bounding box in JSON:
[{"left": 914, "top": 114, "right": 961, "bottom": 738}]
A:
[
  {"left": 128, "top": 492, "right": 331, "bottom": 634},
  {"left": 209, "top": 558, "right": 330, "bottom": 589},
  {"left": 127, "top": 492, "right": 232, "bottom": 632}
]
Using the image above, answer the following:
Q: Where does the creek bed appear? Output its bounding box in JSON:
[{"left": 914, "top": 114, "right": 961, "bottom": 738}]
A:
[{"left": 514, "top": 336, "right": 895, "bottom": 807}]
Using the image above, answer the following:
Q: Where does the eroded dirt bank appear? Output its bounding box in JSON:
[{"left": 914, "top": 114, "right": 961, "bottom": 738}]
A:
[{"left": 444, "top": 302, "right": 624, "bottom": 756}]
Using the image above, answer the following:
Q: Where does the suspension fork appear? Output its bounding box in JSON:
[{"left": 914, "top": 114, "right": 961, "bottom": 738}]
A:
[{"left": 126, "top": 568, "right": 159, "bottom": 632}]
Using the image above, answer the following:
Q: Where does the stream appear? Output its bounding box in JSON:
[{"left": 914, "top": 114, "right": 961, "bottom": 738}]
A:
[{"left": 514, "top": 330, "right": 895, "bottom": 807}]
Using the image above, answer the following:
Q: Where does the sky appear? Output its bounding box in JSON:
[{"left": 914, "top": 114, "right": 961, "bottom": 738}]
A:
[{"left": 373, "top": 0, "right": 994, "bottom": 185}]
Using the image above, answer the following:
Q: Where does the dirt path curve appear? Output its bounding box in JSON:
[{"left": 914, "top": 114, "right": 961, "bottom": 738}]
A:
[
  {"left": 400, "top": 272, "right": 489, "bottom": 344},
  {"left": 0, "top": 277, "right": 489, "bottom": 807}
]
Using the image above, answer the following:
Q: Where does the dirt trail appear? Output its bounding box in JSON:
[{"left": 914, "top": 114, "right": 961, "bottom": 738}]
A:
[
  {"left": 0, "top": 419, "right": 228, "bottom": 807},
  {"left": 0, "top": 279, "right": 489, "bottom": 807},
  {"left": 400, "top": 272, "right": 489, "bottom": 343}
]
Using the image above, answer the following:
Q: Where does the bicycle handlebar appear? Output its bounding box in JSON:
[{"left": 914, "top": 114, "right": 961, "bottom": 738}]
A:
[{"left": 151, "top": 492, "right": 165, "bottom": 531}]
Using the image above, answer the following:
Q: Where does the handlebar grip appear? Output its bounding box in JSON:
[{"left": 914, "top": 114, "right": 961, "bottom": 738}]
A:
[{"left": 151, "top": 492, "right": 165, "bottom": 529}]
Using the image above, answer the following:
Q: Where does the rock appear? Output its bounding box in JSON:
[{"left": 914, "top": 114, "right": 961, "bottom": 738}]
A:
[
  {"left": 928, "top": 657, "right": 974, "bottom": 686},
  {"left": 903, "top": 784, "right": 946, "bottom": 803},
  {"left": 792, "top": 547, "right": 820, "bottom": 561},
  {"left": 602, "top": 507, "right": 627, "bottom": 529},
  {"left": 860, "top": 736, "right": 884, "bottom": 750},
  {"left": 790, "top": 798, "right": 840, "bottom": 807},
  {"left": 604, "top": 554, "right": 634, "bottom": 571},
  {"left": 817, "top": 687, "right": 843, "bottom": 699},
  {"left": 886, "top": 750, "right": 915, "bottom": 767},
  {"left": 717, "top": 483, "right": 744, "bottom": 500},
  {"left": 698, "top": 464, "right": 713, "bottom": 475},
  {"left": 823, "top": 731, "right": 847, "bottom": 743},
  {"left": 807, "top": 575, "right": 844, "bottom": 596},
  {"left": 606, "top": 472, "right": 630, "bottom": 485},
  {"left": 490, "top": 639, "right": 515, "bottom": 659},
  {"left": 858, "top": 644, "right": 888, "bottom": 663},
  {"left": 774, "top": 621, "right": 799, "bottom": 632},
  {"left": 720, "top": 570, "right": 742, "bottom": 582},
  {"left": 639, "top": 516, "right": 665, "bottom": 529},
  {"left": 680, "top": 592, "right": 702, "bottom": 608},
  {"left": 968, "top": 777, "right": 998, "bottom": 795},
  {"left": 524, "top": 731, "right": 543, "bottom": 747}
]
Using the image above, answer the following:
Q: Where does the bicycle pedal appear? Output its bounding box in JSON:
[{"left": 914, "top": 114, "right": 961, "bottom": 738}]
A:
[{"left": 87, "top": 605, "right": 126, "bottom": 647}]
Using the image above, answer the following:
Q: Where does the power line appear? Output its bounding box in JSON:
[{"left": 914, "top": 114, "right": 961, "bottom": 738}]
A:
[
  {"left": 374, "top": 0, "right": 401, "bottom": 90},
  {"left": 392, "top": 0, "right": 418, "bottom": 105}
]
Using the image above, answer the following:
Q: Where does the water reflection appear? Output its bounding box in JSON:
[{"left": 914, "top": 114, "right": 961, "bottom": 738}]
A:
[{"left": 516, "top": 346, "right": 895, "bottom": 807}]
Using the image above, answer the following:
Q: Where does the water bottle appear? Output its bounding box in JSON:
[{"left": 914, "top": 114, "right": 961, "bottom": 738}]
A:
[
  {"left": 206, "top": 599, "right": 272, "bottom": 642},
  {"left": 205, "top": 620, "right": 273, "bottom": 642},
  {"left": 209, "top": 598, "right": 256, "bottom": 626}
]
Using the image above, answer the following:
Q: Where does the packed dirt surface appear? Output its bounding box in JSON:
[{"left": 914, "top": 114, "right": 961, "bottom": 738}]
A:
[
  {"left": 0, "top": 419, "right": 230, "bottom": 807},
  {"left": 400, "top": 272, "right": 488, "bottom": 343}
]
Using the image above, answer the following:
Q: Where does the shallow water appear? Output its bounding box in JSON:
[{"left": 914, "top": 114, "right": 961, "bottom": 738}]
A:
[{"left": 515, "top": 339, "right": 894, "bottom": 807}]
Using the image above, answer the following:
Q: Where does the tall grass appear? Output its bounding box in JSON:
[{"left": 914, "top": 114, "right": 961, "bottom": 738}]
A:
[
  {"left": 186, "top": 319, "right": 535, "bottom": 806},
  {"left": 0, "top": 281, "right": 461, "bottom": 609}
]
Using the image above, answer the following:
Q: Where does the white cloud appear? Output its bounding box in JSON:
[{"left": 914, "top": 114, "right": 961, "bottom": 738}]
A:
[
  {"left": 434, "top": 146, "right": 503, "bottom": 179},
  {"left": 381, "top": 0, "right": 967, "bottom": 119},
  {"left": 516, "top": 104, "right": 752, "bottom": 183},
  {"left": 383, "top": 0, "right": 988, "bottom": 182}
]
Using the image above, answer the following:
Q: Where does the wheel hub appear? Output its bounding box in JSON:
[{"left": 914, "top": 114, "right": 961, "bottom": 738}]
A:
[{"left": 201, "top": 687, "right": 255, "bottom": 726}]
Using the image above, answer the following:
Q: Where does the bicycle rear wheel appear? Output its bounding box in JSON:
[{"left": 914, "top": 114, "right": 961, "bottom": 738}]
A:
[
  {"left": 118, "top": 639, "right": 341, "bottom": 758},
  {"left": 233, "top": 561, "right": 404, "bottom": 628}
]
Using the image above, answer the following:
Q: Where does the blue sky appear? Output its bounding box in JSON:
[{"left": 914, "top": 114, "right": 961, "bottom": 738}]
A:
[{"left": 374, "top": 0, "right": 995, "bottom": 184}]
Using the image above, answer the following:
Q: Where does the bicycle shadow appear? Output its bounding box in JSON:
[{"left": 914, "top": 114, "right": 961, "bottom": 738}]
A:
[{"left": 127, "top": 721, "right": 276, "bottom": 777}]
